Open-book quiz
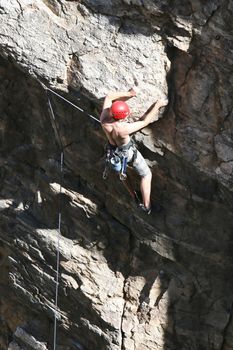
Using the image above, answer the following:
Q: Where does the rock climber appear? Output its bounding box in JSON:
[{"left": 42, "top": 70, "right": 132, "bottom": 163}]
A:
[{"left": 100, "top": 88, "right": 168, "bottom": 214}]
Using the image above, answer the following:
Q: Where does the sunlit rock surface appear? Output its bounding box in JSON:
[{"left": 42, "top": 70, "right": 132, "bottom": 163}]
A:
[{"left": 0, "top": 1, "right": 233, "bottom": 349}]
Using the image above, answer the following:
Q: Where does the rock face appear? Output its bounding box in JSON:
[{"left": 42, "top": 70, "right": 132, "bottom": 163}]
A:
[{"left": 0, "top": 1, "right": 233, "bottom": 349}]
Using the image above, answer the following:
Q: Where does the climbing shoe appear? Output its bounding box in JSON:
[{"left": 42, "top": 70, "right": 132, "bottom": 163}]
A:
[
  {"left": 139, "top": 204, "right": 151, "bottom": 215},
  {"left": 139, "top": 202, "right": 163, "bottom": 215}
]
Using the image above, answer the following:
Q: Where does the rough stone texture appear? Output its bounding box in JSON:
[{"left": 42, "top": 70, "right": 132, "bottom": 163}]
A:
[{"left": 0, "top": 1, "right": 233, "bottom": 350}]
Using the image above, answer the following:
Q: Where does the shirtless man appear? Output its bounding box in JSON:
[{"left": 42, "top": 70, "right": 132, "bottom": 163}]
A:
[{"left": 100, "top": 89, "right": 167, "bottom": 214}]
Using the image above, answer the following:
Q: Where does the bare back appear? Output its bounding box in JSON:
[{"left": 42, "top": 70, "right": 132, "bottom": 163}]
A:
[{"left": 101, "top": 119, "right": 130, "bottom": 147}]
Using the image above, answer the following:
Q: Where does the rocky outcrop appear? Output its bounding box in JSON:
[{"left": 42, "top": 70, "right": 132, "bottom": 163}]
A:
[{"left": 0, "top": 1, "right": 233, "bottom": 349}]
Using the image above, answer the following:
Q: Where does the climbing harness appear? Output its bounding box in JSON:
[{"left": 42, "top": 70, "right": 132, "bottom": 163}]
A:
[
  {"left": 102, "top": 140, "right": 140, "bottom": 204},
  {"left": 103, "top": 140, "right": 137, "bottom": 181}
]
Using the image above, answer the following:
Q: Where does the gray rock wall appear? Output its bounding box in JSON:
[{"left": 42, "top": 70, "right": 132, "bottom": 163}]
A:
[{"left": 0, "top": 1, "right": 233, "bottom": 349}]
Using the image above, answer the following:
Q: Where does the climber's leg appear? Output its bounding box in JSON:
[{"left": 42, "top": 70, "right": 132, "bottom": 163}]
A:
[
  {"left": 140, "top": 171, "right": 152, "bottom": 209},
  {"left": 132, "top": 150, "right": 152, "bottom": 211}
]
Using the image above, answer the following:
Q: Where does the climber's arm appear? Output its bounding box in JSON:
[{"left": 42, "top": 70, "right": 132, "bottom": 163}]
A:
[
  {"left": 105, "top": 88, "right": 136, "bottom": 106},
  {"left": 121, "top": 98, "right": 168, "bottom": 135}
]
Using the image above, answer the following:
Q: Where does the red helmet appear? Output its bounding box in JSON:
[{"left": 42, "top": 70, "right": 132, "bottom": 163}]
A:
[{"left": 111, "top": 101, "right": 130, "bottom": 120}]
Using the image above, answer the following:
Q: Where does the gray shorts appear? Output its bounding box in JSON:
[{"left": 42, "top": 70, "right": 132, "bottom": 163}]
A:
[{"left": 127, "top": 148, "right": 151, "bottom": 177}]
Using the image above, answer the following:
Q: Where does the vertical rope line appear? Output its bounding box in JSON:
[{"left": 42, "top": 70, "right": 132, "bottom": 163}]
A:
[
  {"left": 53, "top": 151, "right": 63, "bottom": 350},
  {"left": 46, "top": 90, "right": 64, "bottom": 350}
]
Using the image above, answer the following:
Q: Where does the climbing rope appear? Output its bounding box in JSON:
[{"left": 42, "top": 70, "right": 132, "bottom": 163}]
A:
[
  {"left": 53, "top": 152, "right": 63, "bottom": 350},
  {"left": 41, "top": 82, "right": 100, "bottom": 124},
  {"left": 46, "top": 91, "right": 64, "bottom": 350}
]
